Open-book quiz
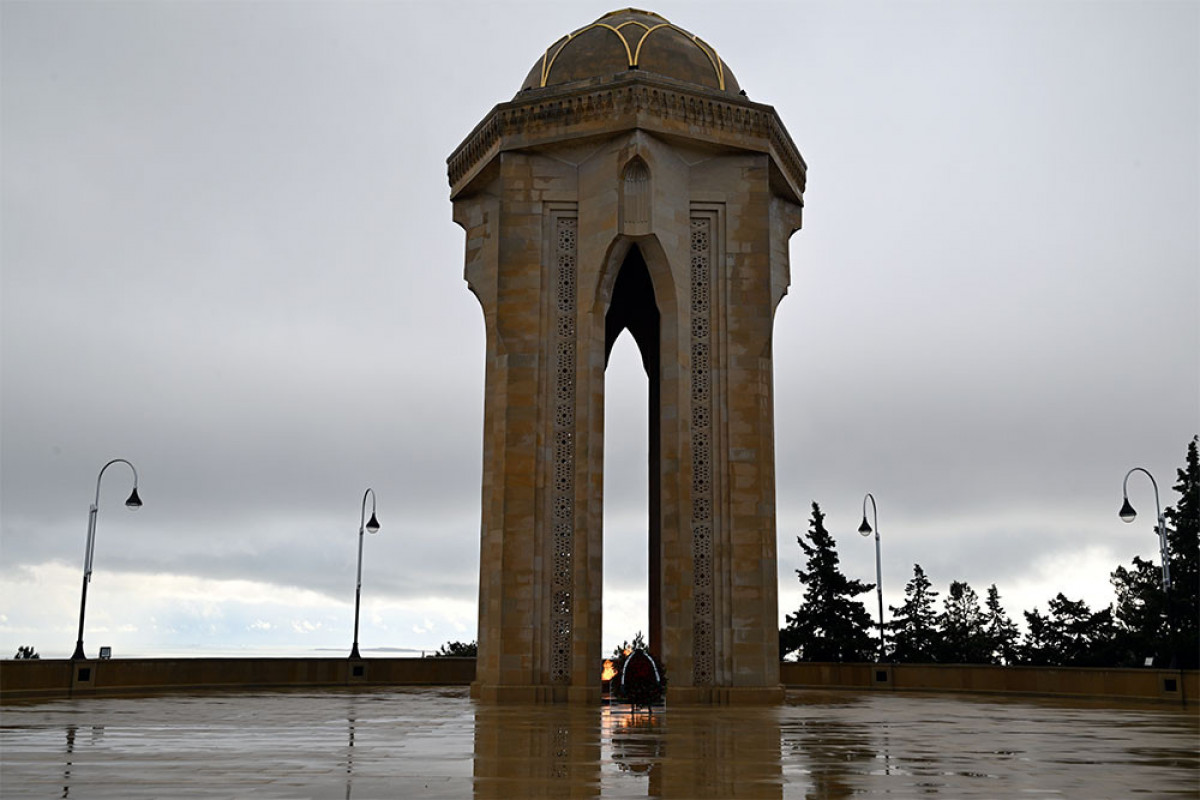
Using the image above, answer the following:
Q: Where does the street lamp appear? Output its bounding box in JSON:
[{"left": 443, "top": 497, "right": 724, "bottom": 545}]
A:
[
  {"left": 1119, "top": 466, "right": 1174, "bottom": 665},
  {"left": 858, "top": 492, "right": 885, "bottom": 661},
  {"left": 72, "top": 458, "right": 142, "bottom": 660},
  {"left": 1119, "top": 467, "right": 1171, "bottom": 593},
  {"left": 350, "top": 488, "right": 381, "bottom": 660}
]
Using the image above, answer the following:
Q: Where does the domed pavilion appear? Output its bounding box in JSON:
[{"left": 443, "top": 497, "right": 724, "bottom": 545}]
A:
[{"left": 448, "top": 8, "right": 806, "bottom": 705}]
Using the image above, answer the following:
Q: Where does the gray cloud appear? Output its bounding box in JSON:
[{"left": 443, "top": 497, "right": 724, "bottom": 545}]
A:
[{"left": 2, "top": 1, "right": 1196, "bottom": 656}]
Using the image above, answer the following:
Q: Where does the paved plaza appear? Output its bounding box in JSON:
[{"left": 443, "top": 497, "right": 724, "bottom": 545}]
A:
[{"left": 1, "top": 687, "right": 1196, "bottom": 798}]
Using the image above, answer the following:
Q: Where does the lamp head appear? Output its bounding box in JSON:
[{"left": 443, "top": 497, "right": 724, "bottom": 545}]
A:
[
  {"left": 858, "top": 516, "right": 872, "bottom": 537},
  {"left": 125, "top": 487, "right": 143, "bottom": 509},
  {"left": 365, "top": 512, "right": 380, "bottom": 534},
  {"left": 1118, "top": 497, "right": 1136, "bottom": 524}
]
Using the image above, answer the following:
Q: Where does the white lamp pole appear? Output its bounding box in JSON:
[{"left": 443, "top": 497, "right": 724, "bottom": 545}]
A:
[
  {"left": 1119, "top": 467, "right": 1171, "bottom": 591},
  {"left": 72, "top": 459, "right": 142, "bottom": 660},
  {"left": 858, "top": 492, "right": 884, "bottom": 661},
  {"left": 1119, "top": 466, "right": 1174, "bottom": 666},
  {"left": 350, "top": 488, "right": 380, "bottom": 659}
]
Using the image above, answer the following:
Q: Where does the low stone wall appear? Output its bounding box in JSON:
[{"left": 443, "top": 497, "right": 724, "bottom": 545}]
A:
[
  {"left": 4, "top": 658, "right": 1194, "bottom": 705},
  {"left": 780, "top": 661, "right": 1196, "bottom": 705},
  {"left": 0, "top": 657, "right": 476, "bottom": 702}
]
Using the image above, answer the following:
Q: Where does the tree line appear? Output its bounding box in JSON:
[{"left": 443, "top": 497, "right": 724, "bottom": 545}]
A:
[{"left": 780, "top": 436, "right": 1199, "bottom": 669}]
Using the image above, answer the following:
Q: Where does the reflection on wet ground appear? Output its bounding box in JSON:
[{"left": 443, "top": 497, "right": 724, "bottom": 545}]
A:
[{"left": 1, "top": 688, "right": 1195, "bottom": 798}]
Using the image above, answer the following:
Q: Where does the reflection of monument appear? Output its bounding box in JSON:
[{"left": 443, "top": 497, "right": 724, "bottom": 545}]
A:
[
  {"left": 472, "top": 703, "right": 784, "bottom": 799},
  {"left": 473, "top": 704, "right": 602, "bottom": 799},
  {"left": 449, "top": 9, "right": 805, "bottom": 704},
  {"left": 658, "top": 706, "right": 783, "bottom": 799}
]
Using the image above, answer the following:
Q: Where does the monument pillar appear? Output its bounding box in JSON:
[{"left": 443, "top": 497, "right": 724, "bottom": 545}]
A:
[{"left": 449, "top": 9, "right": 805, "bottom": 704}]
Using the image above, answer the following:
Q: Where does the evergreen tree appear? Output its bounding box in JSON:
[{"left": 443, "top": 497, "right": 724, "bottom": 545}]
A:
[
  {"left": 935, "top": 580, "right": 990, "bottom": 663},
  {"left": 780, "top": 502, "right": 876, "bottom": 661},
  {"left": 1046, "top": 594, "right": 1099, "bottom": 665},
  {"left": 1110, "top": 555, "right": 1166, "bottom": 666},
  {"left": 1020, "top": 594, "right": 1117, "bottom": 666},
  {"left": 982, "top": 584, "right": 1020, "bottom": 665},
  {"left": 1082, "top": 606, "right": 1121, "bottom": 666},
  {"left": 1164, "top": 435, "right": 1199, "bottom": 668},
  {"left": 887, "top": 564, "right": 940, "bottom": 662},
  {"left": 1019, "top": 607, "right": 1055, "bottom": 665}
]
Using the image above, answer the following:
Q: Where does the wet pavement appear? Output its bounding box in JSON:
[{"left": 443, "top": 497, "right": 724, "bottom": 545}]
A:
[{"left": 1, "top": 687, "right": 1196, "bottom": 798}]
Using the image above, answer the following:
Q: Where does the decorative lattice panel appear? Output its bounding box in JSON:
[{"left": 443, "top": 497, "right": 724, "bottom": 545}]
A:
[
  {"left": 690, "top": 216, "right": 715, "bottom": 685},
  {"left": 550, "top": 216, "right": 578, "bottom": 684}
]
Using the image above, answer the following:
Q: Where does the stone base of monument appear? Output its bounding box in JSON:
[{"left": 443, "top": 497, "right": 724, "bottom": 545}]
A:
[
  {"left": 469, "top": 681, "right": 784, "bottom": 705},
  {"left": 470, "top": 682, "right": 605, "bottom": 705}
]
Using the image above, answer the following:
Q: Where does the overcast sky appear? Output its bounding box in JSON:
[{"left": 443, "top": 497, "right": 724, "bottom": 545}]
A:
[{"left": 2, "top": 0, "right": 1196, "bottom": 660}]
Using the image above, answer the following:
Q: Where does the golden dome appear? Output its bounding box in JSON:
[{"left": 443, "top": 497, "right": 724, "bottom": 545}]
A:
[{"left": 519, "top": 8, "right": 742, "bottom": 96}]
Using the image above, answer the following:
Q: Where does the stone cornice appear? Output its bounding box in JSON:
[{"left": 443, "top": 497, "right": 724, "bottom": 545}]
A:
[{"left": 448, "top": 73, "right": 806, "bottom": 202}]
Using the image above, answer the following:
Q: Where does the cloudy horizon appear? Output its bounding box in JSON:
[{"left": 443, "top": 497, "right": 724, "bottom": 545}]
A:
[{"left": 2, "top": 0, "right": 1196, "bottom": 660}]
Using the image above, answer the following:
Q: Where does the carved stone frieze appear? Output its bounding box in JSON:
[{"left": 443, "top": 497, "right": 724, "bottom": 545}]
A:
[{"left": 448, "top": 74, "right": 806, "bottom": 202}]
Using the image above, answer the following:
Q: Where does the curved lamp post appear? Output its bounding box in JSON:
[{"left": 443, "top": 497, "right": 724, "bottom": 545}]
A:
[
  {"left": 1119, "top": 467, "right": 1171, "bottom": 592},
  {"left": 858, "top": 492, "right": 885, "bottom": 661},
  {"left": 72, "top": 458, "right": 142, "bottom": 660},
  {"left": 1119, "top": 467, "right": 1174, "bottom": 666},
  {"left": 350, "top": 488, "right": 381, "bottom": 659}
]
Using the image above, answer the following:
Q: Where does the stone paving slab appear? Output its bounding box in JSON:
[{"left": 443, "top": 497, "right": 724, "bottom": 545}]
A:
[{"left": 1, "top": 687, "right": 1196, "bottom": 798}]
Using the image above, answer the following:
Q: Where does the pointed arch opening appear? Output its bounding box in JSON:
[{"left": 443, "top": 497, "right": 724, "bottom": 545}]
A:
[{"left": 602, "top": 244, "right": 662, "bottom": 658}]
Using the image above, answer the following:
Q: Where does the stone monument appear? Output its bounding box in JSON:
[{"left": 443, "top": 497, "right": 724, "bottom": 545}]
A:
[{"left": 448, "top": 8, "right": 805, "bottom": 704}]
